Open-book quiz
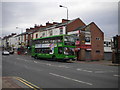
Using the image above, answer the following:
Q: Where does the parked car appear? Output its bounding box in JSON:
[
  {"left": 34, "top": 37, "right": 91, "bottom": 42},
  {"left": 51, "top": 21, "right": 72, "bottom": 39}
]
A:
[
  {"left": 2, "top": 51, "right": 10, "bottom": 55},
  {"left": 9, "top": 50, "right": 14, "bottom": 54}
]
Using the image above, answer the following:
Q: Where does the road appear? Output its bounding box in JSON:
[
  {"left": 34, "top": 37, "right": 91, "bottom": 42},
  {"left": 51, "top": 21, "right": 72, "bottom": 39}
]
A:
[{"left": 2, "top": 54, "right": 119, "bottom": 89}]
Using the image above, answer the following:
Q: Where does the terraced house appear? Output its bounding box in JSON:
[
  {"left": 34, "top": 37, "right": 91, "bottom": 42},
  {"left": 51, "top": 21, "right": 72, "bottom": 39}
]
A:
[
  {"left": 2, "top": 18, "right": 104, "bottom": 61},
  {"left": 21, "top": 18, "right": 104, "bottom": 61}
]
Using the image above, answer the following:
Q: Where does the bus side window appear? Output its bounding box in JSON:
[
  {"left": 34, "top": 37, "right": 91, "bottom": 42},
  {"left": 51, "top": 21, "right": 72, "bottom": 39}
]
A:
[{"left": 58, "top": 47, "right": 63, "bottom": 54}]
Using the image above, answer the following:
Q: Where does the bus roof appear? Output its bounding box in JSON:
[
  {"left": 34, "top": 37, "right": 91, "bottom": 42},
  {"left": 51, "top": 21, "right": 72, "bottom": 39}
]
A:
[{"left": 33, "top": 34, "right": 69, "bottom": 40}]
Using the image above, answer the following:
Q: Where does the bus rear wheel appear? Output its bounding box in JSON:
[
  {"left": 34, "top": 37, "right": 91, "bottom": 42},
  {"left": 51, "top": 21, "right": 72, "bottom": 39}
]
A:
[{"left": 52, "top": 55, "right": 56, "bottom": 61}]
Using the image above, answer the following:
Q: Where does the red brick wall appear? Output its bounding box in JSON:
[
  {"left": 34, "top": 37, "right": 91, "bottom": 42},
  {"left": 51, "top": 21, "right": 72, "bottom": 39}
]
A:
[
  {"left": 32, "top": 34, "right": 34, "bottom": 39},
  {"left": 67, "top": 18, "right": 86, "bottom": 32},
  {"left": 90, "top": 22, "right": 104, "bottom": 60},
  {"left": 24, "top": 34, "right": 26, "bottom": 43},
  {"left": 62, "top": 19, "right": 70, "bottom": 23}
]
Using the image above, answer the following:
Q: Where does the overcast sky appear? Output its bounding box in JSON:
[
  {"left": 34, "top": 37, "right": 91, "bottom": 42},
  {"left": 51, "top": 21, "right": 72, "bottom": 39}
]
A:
[{"left": 1, "top": 0, "right": 119, "bottom": 38}]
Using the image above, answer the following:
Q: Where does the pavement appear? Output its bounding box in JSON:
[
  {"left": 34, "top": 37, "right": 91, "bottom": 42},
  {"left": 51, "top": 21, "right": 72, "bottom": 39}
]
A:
[
  {"left": 2, "top": 77, "right": 23, "bottom": 88},
  {"left": 2, "top": 54, "right": 119, "bottom": 89},
  {"left": 2, "top": 76, "right": 41, "bottom": 89},
  {"left": 76, "top": 60, "right": 120, "bottom": 66}
]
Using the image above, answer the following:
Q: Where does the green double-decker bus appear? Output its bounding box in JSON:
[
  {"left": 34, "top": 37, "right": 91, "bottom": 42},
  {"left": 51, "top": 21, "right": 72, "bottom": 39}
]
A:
[{"left": 31, "top": 34, "right": 76, "bottom": 62}]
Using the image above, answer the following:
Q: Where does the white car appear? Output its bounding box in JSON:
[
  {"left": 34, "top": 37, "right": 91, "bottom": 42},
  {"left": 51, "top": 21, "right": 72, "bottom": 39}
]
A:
[{"left": 2, "top": 51, "right": 10, "bottom": 55}]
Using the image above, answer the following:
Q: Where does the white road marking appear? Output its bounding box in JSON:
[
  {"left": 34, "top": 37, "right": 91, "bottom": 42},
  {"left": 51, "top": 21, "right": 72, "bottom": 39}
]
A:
[
  {"left": 46, "top": 63, "right": 52, "bottom": 66},
  {"left": 49, "top": 73, "right": 93, "bottom": 85},
  {"left": 113, "top": 75, "right": 120, "bottom": 77},
  {"left": 34, "top": 61, "right": 38, "bottom": 63},
  {"left": 58, "top": 65, "right": 69, "bottom": 68},
  {"left": 46, "top": 63, "right": 69, "bottom": 68},
  {"left": 16, "top": 58, "right": 25, "bottom": 60},
  {"left": 95, "top": 71, "right": 115, "bottom": 73},
  {"left": 94, "top": 71, "right": 105, "bottom": 73},
  {"left": 77, "top": 68, "right": 93, "bottom": 73}
]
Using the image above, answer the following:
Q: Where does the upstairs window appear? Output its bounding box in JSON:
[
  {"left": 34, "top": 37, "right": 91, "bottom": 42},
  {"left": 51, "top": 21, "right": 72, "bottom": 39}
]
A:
[
  {"left": 36, "top": 34, "right": 38, "bottom": 38},
  {"left": 49, "top": 30, "right": 52, "bottom": 36},
  {"left": 59, "top": 27, "right": 63, "bottom": 34},
  {"left": 96, "top": 37, "right": 100, "bottom": 40},
  {"left": 96, "top": 50, "right": 100, "bottom": 53},
  {"left": 42, "top": 33, "right": 45, "bottom": 37}
]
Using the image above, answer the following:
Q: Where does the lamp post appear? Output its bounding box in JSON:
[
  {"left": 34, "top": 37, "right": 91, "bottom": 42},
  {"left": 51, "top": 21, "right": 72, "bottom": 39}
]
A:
[
  {"left": 16, "top": 27, "right": 23, "bottom": 46},
  {"left": 59, "top": 5, "right": 68, "bottom": 20},
  {"left": 59, "top": 5, "right": 68, "bottom": 34},
  {"left": 16, "top": 27, "right": 23, "bottom": 34}
]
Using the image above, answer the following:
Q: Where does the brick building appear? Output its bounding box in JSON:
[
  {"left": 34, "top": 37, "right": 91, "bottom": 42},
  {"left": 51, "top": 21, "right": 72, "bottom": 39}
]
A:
[
  {"left": 21, "top": 18, "right": 104, "bottom": 61},
  {"left": 112, "top": 35, "right": 120, "bottom": 64},
  {"left": 68, "top": 22, "right": 104, "bottom": 61},
  {"left": 89, "top": 22, "right": 104, "bottom": 60}
]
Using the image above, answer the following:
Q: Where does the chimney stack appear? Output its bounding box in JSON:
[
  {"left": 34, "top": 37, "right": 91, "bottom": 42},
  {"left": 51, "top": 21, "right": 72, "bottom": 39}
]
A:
[
  {"left": 26, "top": 28, "right": 31, "bottom": 32},
  {"left": 62, "top": 19, "right": 70, "bottom": 23},
  {"left": 53, "top": 22, "right": 59, "bottom": 25},
  {"left": 46, "top": 22, "right": 53, "bottom": 27},
  {"left": 40, "top": 24, "right": 45, "bottom": 28}
]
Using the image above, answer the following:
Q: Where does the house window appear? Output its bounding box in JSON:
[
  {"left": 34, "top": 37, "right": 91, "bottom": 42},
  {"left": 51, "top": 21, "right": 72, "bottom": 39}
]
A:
[
  {"left": 49, "top": 30, "right": 52, "bottom": 36},
  {"left": 96, "top": 50, "right": 100, "bottom": 53},
  {"left": 36, "top": 34, "right": 38, "bottom": 38},
  {"left": 42, "top": 33, "right": 45, "bottom": 37},
  {"left": 104, "top": 42, "right": 106, "bottom": 44},
  {"left": 96, "top": 37, "right": 100, "bottom": 40},
  {"left": 59, "top": 27, "right": 63, "bottom": 34},
  {"left": 19, "top": 37, "right": 20, "bottom": 40}
]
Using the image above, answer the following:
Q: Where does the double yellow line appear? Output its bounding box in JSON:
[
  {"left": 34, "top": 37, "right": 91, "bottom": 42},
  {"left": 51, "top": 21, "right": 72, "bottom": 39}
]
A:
[{"left": 14, "top": 77, "right": 43, "bottom": 90}]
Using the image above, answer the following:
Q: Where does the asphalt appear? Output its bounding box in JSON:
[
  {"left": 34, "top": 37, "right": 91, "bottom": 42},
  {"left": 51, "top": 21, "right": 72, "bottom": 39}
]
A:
[{"left": 2, "top": 54, "right": 119, "bottom": 89}]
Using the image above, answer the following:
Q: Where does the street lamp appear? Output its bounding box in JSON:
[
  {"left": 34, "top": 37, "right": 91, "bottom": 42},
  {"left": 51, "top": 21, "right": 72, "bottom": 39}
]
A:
[
  {"left": 59, "top": 5, "right": 68, "bottom": 20},
  {"left": 16, "top": 27, "right": 23, "bottom": 34},
  {"left": 59, "top": 5, "right": 69, "bottom": 34},
  {"left": 16, "top": 27, "right": 23, "bottom": 46}
]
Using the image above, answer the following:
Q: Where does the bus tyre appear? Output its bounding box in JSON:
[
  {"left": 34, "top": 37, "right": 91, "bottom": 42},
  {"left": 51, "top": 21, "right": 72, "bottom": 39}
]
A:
[
  {"left": 34, "top": 55, "right": 38, "bottom": 59},
  {"left": 52, "top": 56, "right": 56, "bottom": 61}
]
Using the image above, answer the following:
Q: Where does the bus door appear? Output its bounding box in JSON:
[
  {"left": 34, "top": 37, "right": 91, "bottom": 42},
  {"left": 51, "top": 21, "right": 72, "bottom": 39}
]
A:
[{"left": 58, "top": 47, "right": 64, "bottom": 58}]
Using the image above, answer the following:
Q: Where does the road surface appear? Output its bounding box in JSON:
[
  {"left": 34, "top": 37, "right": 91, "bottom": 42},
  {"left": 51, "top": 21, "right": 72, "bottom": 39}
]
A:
[{"left": 2, "top": 54, "right": 119, "bottom": 89}]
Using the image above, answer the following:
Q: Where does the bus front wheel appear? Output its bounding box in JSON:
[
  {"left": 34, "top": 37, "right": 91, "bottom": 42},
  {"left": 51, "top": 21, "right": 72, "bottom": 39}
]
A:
[{"left": 34, "top": 55, "right": 38, "bottom": 59}]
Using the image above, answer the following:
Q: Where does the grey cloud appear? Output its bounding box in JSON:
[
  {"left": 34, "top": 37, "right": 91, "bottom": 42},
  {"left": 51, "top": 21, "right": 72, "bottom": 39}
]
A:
[{"left": 1, "top": 1, "right": 118, "bottom": 38}]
